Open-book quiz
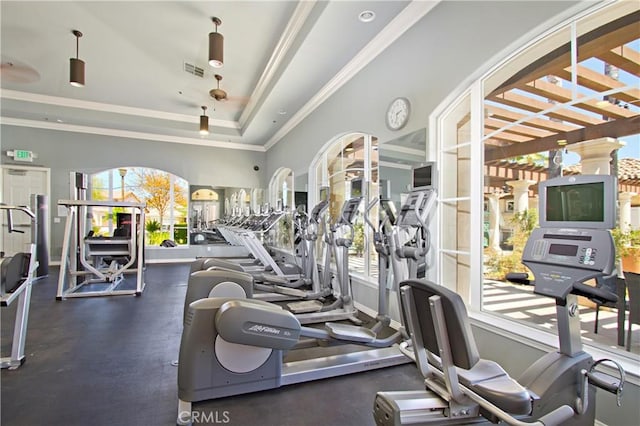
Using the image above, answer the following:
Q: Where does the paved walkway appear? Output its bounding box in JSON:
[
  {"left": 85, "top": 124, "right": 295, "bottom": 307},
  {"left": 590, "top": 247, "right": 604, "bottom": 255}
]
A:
[{"left": 483, "top": 280, "right": 639, "bottom": 355}]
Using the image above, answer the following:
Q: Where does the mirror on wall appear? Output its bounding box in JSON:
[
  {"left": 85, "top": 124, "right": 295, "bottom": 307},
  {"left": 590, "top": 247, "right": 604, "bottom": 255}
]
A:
[
  {"left": 294, "top": 172, "right": 308, "bottom": 210},
  {"left": 379, "top": 128, "right": 427, "bottom": 205},
  {"left": 189, "top": 185, "right": 264, "bottom": 232}
]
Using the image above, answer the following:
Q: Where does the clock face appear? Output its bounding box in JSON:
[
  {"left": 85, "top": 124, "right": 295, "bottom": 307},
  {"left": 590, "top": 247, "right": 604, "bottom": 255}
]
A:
[{"left": 386, "top": 97, "right": 410, "bottom": 130}]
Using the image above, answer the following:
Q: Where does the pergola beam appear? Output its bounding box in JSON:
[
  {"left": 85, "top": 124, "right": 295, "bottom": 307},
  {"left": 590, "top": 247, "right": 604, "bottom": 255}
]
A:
[
  {"left": 489, "top": 11, "right": 640, "bottom": 97},
  {"left": 485, "top": 115, "right": 640, "bottom": 162},
  {"left": 554, "top": 65, "right": 640, "bottom": 104}
]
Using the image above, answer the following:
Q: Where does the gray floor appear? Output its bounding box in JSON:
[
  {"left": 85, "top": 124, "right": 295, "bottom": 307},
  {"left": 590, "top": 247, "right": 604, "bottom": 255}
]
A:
[{"left": 1, "top": 264, "right": 424, "bottom": 426}]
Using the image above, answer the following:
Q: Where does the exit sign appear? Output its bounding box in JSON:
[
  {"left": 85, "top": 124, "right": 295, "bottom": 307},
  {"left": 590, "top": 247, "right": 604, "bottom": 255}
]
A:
[{"left": 6, "top": 149, "right": 35, "bottom": 162}]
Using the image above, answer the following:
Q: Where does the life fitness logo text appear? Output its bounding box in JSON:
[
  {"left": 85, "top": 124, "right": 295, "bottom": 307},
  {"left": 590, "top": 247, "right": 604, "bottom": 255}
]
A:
[{"left": 247, "top": 324, "right": 281, "bottom": 335}]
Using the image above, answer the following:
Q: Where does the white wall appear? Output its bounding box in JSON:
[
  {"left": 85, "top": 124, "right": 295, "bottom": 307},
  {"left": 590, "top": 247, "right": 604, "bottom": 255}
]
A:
[{"left": 265, "top": 1, "right": 580, "bottom": 176}]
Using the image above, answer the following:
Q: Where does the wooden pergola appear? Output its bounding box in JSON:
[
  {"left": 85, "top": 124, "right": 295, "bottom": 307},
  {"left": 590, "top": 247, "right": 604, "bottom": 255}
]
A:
[{"left": 482, "top": 9, "right": 639, "bottom": 195}]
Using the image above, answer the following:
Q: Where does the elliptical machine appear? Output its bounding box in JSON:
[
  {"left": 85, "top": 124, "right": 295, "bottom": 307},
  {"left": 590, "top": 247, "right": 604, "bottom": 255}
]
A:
[{"left": 373, "top": 174, "right": 626, "bottom": 425}]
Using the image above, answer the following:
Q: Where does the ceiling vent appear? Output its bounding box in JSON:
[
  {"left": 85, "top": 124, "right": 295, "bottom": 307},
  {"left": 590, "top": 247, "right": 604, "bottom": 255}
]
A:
[{"left": 184, "top": 62, "right": 205, "bottom": 78}]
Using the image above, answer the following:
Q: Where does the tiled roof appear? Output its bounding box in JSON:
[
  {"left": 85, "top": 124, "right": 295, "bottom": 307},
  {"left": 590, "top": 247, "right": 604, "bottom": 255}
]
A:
[{"left": 563, "top": 157, "right": 640, "bottom": 180}]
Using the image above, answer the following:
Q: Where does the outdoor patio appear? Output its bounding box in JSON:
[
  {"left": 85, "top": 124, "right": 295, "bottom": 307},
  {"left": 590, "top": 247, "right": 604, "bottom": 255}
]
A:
[{"left": 483, "top": 279, "right": 639, "bottom": 355}]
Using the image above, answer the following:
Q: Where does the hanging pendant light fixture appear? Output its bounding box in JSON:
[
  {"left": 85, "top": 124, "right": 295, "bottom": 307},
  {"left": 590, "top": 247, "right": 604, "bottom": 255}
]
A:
[
  {"left": 208, "top": 17, "right": 224, "bottom": 68},
  {"left": 69, "top": 30, "right": 85, "bottom": 87},
  {"left": 199, "top": 106, "right": 209, "bottom": 135}
]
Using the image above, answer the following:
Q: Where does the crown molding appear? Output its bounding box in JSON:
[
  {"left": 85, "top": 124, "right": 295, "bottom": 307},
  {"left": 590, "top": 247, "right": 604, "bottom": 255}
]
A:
[
  {"left": 238, "top": 1, "right": 318, "bottom": 130},
  {"left": 0, "top": 89, "right": 239, "bottom": 129},
  {"left": 1, "top": 117, "right": 264, "bottom": 152},
  {"left": 264, "top": 0, "right": 441, "bottom": 150}
]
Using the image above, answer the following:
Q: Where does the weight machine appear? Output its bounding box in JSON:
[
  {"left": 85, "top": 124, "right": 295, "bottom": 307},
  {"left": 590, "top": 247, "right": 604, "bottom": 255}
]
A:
[
  {"left": 57, "top": 199, "right": 146, "bottom": 299},
  {"left": 1, "top": 203, "right": 39, "bottom": 369}
]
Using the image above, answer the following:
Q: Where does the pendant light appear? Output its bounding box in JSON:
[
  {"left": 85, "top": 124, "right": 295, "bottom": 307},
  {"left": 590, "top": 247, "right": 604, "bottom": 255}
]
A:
[
  {"left": 69, "top": 30, "right": 85, "bottom": 87},
  {"left": 199, "top": 106, "right": 209, "bottom": 135},
  {"left": 208, "top": 17, "right": 224, "bottom": 68}
]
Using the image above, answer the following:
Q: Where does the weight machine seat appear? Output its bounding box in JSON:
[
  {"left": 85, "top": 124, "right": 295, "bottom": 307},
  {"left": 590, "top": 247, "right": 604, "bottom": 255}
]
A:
[{"left": 402, "top": 279, "right": 533, "bottom": 416}]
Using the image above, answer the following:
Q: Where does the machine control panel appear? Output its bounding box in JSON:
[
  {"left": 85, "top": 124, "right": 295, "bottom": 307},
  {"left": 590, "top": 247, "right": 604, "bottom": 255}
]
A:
[
  {"left": 397, "top": 189, "right": 435, "bottom": 228},
  {"left": 338, "top": 197, "right": 363, "bottom": 225},
  {"left": 522, "top": 228, "right": 615, "bottom": 300}
]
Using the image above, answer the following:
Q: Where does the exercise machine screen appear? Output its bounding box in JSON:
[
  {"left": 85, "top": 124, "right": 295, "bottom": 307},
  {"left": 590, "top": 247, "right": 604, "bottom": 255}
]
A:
[{"left": 538, "top": 174, "right": 616, "bottom": 229}]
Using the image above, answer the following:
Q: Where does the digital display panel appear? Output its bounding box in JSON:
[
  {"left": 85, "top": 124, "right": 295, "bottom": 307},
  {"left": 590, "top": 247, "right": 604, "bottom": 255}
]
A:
[{"left": 548, "top": 243, "right": 579, "bottom": 257}]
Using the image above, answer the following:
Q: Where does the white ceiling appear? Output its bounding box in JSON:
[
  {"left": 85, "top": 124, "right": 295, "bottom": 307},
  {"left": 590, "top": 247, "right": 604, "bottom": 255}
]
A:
[{"left": 1, "top": 0, "right": 419, "bottom": 151}]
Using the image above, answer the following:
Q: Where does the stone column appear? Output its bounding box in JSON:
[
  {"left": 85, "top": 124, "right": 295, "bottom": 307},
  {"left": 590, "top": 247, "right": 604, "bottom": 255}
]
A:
[
  {"left": 619, "top": 192, "right": 636, "bottom": 232},
  {"left": 487, "top": 193, "right": 504, "bottom": 251},
  {"left": 507, "top": 180, "right": 535, "bottom": 213},
  {"left": 567, "top": 137, "right": 625, "bottom": 175}
]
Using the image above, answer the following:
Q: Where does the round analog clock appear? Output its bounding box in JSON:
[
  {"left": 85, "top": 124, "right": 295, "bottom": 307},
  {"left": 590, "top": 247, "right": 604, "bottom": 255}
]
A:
[{"left": 386, "top": 97, "right": 410, "bottom": 131}]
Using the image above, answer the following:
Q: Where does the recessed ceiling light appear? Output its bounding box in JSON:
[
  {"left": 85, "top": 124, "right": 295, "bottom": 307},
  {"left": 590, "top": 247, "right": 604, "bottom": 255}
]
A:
[
  {"left": 56, "top": 119, "right": 64, "bottom": 123},
  {"left": 358, "top": 10, "right": 375, "bottom": 23},
  {"left": 278, "top": 109, "right": 287, "bottom": 115}
]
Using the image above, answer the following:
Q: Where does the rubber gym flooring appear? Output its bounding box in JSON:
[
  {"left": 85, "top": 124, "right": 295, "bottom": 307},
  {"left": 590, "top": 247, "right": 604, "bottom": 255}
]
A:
[{"left": 1, "top": 264, "right": 424, "bottom": 426}]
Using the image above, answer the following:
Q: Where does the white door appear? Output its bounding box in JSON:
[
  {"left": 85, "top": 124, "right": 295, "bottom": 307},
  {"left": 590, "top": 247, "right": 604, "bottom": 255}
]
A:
[{"left": 1, "top": 166, "right": 49, "bottom": 257}]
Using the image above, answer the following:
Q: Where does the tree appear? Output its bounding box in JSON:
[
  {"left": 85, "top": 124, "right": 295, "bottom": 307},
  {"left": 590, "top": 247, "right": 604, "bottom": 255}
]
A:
[
  {"left": 132, "top": 170, "right": 187, "bottom": 227},
  {"left": 91, "top": 176, "right": 108, "bottom": 200}
]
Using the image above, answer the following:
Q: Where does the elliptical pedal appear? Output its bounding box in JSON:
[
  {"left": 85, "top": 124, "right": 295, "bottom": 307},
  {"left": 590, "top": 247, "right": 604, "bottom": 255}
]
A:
[
  {"left": 325, "top": 322, "right": 376, "bottom": 343},
  {"left": 287, "top": 300, "right": 323, "bottom": 314}
]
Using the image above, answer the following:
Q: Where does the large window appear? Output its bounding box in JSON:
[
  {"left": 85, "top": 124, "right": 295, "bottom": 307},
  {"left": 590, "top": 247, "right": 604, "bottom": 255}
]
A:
[
  {"left": 435, "top": 1, "right": 639, "bottom": 357},
  {"left": 90, "top": 167, "right": 189, "bottom": 245}
]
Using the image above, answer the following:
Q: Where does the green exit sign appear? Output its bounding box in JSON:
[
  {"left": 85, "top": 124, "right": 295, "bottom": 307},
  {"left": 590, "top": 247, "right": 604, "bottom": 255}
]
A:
[{"left": 13, "top": 150, "right": 33, "bottom": 162}]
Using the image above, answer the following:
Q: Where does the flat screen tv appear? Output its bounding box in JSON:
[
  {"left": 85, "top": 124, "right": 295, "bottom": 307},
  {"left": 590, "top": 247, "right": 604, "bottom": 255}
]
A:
[
  {"left": 412, "top": 163, "right": 436, "bottom": 191},
  {"left": 538, "top": 174, "right": 617, "bottom": 230}
]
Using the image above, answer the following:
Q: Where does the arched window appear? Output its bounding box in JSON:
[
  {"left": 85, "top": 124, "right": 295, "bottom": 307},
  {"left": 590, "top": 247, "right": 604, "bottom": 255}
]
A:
[
  {"left": 90, "top": 167, "right": 189, "bottom": 245},
  {"left": 309, "top": 132, "right": 379, "bottom": 279}
]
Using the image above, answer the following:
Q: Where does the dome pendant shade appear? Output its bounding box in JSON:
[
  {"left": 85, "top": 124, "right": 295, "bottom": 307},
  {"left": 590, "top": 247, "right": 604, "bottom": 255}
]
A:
[
  {"left": 69, "top": 58, "right": 85, "bottom": 87},
  {"left": 208, "top": 17, "right": 224, "bottom": 68}
]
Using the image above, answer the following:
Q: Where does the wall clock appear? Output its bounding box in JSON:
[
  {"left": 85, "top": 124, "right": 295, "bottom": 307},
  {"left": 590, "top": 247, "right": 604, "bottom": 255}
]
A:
[{"left": 386, "top": 97, "right": 410, "bottom": 131}]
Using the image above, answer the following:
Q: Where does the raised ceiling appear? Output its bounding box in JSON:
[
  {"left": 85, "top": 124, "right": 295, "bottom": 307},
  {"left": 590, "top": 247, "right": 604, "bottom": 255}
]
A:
[{"left": 1, "top": 1, "right": 434, "bottom": 152}]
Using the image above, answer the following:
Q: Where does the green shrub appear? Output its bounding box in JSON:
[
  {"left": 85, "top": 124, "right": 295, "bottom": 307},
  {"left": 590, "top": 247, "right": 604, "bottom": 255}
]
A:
[
  {"left": 483, "top": 209, "right": 537, "bottom": 280},
  {"left": 146, "top": 220, "right": 161, "bottom": 233}
]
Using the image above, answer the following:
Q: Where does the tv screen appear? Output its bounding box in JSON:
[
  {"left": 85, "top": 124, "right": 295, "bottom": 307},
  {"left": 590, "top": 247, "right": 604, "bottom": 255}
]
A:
[
  {"left": 545, "top": 182, "right": 604, "bottom": 223},
  {"left": 538, "top": 175, "right": 616, "bottom": 229},
  {"left": 413, "top": 163, "right": 435, "bottom": 190}
]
